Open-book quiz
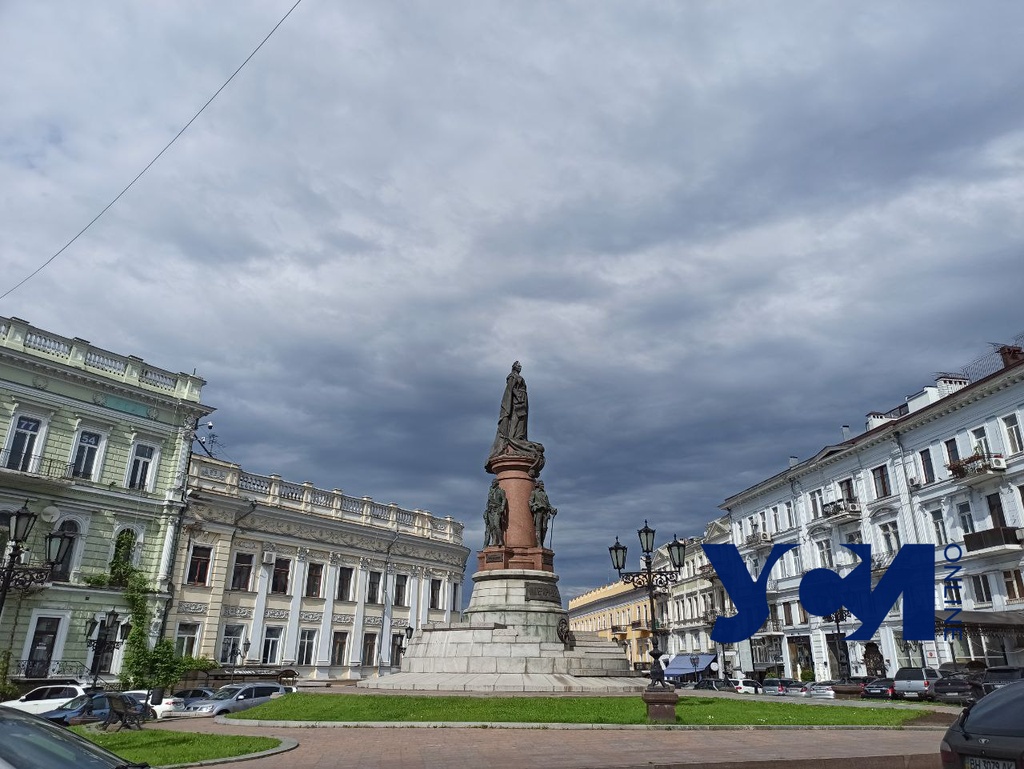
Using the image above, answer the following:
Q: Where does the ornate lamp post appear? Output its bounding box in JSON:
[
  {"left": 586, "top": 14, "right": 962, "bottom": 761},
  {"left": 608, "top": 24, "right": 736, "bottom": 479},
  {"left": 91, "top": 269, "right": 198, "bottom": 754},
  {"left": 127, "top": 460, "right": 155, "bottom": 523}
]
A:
[
  {"left": 608, "top": 521, "right": 687, "bottom": 688},
  {"left": 689, "top": 654, "right": 701, "bottom": 683},
  {"left": 902, "top": 639, "right": 925, "bottom": 667},
  {"left": 228, "top": 639, "right": 252, "bottom": 684},
  {"left": 0, "top": 501, "right": 75, "bottom": 621},
  {"left": 823, "top": 607, "right": 851, "bottom": 679},
  {"left": 86, "top": 608, "right": 125, "bottom": 688}
]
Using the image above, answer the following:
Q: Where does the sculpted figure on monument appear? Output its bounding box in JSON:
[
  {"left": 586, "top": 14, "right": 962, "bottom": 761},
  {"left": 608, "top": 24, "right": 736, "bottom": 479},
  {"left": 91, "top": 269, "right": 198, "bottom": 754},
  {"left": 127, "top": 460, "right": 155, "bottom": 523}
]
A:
[
  {"left": 487, "top": 361, "right": 545, "bottom": 475},
  {"left": 529, "top": 480, "right": 557, "bottom": 548},
  {"left": 483, "top": 479, "right": 507, "bottom": 548}
]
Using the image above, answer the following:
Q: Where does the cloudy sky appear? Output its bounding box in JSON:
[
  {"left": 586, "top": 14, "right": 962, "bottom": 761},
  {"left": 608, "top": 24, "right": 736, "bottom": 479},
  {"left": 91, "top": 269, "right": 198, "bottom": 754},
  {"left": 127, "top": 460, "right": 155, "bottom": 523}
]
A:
[{"left": 4, "top": 1, "right": 1024, "bottom": 601}]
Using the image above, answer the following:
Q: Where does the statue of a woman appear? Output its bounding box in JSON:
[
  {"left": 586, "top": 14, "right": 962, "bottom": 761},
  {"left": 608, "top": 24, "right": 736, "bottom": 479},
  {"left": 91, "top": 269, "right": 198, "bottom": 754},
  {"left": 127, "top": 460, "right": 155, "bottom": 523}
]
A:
[
  {"left": 487, "top": 361, "right": 545, "bottom": 474},
  {"left": 483, "top": 480, "right": 507, "bottom": 548}
]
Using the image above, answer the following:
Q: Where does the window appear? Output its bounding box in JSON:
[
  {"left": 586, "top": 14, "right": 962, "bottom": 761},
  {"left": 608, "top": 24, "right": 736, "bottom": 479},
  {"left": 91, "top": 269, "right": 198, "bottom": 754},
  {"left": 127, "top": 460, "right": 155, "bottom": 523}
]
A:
[
  {"left": 919, "top": 449, "right": 935, "bottom": 484},
  {"left": 50, "top": 520, "right": 78, "bottom": 582},
  {"left": 127, "top": 442, "right": 157, "bottom": 490},
  {"left": 838, "top": 478, "right": 855, "bottom": 502},
  {"left": 429, "top": 579, "right": 442, "bottom": 610},
  {"left": 394, "top": 574, "right": 408, "bottom": 607},
  {"left": 944, "top": 438, "right": 960, "bottom": 465},
  {"left": 186, "top": 546, "right": 212, "bottom": 586},
  {"left": 25, "top": 618, "right": 60, "bottom": 678},
  {"left": 361, "top": 633, "right": 377, "bottom": 665},
  {"left": 271, "top": 558, "right": 290, "bottom": 594},
  {"left": 5, "top": 416, "right": 42, "bottom": 471},
  {"left": 945, "top": 578, "right": 962, "bottom": 604},
  {"left": 783, "top": 603, "right": 793, "bottom": 626},
  {"left": 336, "top": 566, "right": 353, "bottom": 601},
  {"left": 330, "top": 631, "right": 348, "bottom": 665},
  {"left": 262, "top": 627, "right": 283, "bottom": 664},
  {"left": 771, "top": 506, "right": 781, "bottom": 531},
  {"left": 986, "top": 493, "right": 1007, "bottom": 529},
  {"left": 72, "top": 431, "right": 102, "bottom": 480},
  {"left": 1003, "top": 415, "right": 1023, "bottom": 455},
  {"left": 297, "top": 629, "right": 317, "bottom": 665},
  {"left": 792, "top": 547, "right": 803, "bottom": 574},
  {"left": 230, "top": 553, "right": 253, "bottom": 591},
  {"left": 451, "top": 582, "right": 460, "bottom": 611},
  {"left": 809, "top": 490, "right": 824, "bottom": 519},
  {"left": 931, "top": 510, "right": 948, "bottom": 546},
  {"left": 366, "top": 571, "right": 382, "bottom": 604},
  {"left": 815, "top": 540, "right": 834, "bottom": 569},
  {"left": 972, "top": 574, "right": 992, "bottom": 604},
  {"left": 219, "top": 624, "right": 245, "bottom": 664},
  {"left": 1003, "top": 569, "right": 1024, "bottom": 602},
  {"left": 391, "top": 633, "right": 405, "bottom": 666},
  {"left": 785, "top": 502, "right": 795, "bottom": 529},
  {"left": 304, "top": 563, "right": 323, "bottom": 598},
  {"left": 971, "top": 427, "right": 991, "bottom": 456},
  {"left": 871, "top": 465, "right": 891, "bottom": 498},
  {"left": 879, "top": 521, "right": 901, "bottom": 554},
  {"left": 175, "top": 622, "right": 200, "bottom": 657},
  {"left": 958, "top": 502, "right": 975, "bottom": 534}
]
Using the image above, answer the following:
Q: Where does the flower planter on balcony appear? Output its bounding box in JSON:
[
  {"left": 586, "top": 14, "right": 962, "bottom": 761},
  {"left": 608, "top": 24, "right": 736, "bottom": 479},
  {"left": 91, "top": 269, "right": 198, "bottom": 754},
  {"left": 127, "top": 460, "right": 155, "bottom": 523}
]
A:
[{"left": 947, "top": 454, "right": 1007, "bottom": 486}]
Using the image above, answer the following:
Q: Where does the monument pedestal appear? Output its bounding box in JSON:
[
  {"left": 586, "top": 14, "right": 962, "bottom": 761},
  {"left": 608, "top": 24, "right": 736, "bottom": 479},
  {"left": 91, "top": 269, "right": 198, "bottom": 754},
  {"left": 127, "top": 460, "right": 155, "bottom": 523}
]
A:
[
  {"left": 641, "top": 689, "right": 679, "bottom": 723},
  {"left": 478, "top": 546, "right": 553, "bottom": 572}
]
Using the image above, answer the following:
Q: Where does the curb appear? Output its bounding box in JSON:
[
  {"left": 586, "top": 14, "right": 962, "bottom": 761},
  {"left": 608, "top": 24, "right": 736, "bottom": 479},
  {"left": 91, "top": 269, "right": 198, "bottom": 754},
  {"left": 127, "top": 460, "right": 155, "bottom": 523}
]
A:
[{"left": 157, "top": 736, "right": 299, "bottom": 768}]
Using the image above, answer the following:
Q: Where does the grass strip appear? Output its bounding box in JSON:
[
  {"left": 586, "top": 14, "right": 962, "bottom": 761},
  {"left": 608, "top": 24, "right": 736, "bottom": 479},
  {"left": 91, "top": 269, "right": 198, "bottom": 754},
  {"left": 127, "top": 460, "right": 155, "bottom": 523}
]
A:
[
  {"left": 74, "top": 727, "right": 280, "bottom": 767},
  {"left": 230, "top": 693, "right": 931, "bottom": 726}
]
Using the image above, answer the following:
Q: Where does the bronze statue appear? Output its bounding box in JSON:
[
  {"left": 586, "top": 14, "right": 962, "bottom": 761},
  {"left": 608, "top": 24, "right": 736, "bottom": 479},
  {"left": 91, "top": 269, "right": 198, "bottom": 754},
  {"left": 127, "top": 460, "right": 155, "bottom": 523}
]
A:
[
  {"left": 529, "top": 480, "right": 557, "bottom": 548},
  {"left": 487, "top": 361, "right": 545, "bottom": 475},
  {"left": 483, "top": 479, "right": 507, "bottom": 548}
]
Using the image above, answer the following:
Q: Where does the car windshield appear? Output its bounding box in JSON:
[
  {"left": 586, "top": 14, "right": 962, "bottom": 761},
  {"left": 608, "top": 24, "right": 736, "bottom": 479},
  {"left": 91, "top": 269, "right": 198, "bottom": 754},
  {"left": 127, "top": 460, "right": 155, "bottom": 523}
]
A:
[
  {"left": 0, "top": 708, "right": 129, "bottom": 768},
  {"left": 210, "top": 687, "right": 243, "bottom": 701},
  {"left": 56, "top": 695, "right": 90, "bottom": 711}
]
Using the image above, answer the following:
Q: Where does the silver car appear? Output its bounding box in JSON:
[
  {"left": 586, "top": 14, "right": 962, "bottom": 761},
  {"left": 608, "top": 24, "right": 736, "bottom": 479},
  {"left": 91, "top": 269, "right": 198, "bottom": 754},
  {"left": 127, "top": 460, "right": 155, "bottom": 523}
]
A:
[{"left": 184, "top": 682, "right": 287, "bottom": 716}]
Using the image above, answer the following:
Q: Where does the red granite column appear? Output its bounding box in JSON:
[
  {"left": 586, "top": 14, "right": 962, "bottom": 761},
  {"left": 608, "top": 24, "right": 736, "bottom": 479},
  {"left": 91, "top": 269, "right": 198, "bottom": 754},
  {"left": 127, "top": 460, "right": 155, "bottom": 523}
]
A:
[{"left": 478, "top": 454, "right": 553, "bottom": 573}]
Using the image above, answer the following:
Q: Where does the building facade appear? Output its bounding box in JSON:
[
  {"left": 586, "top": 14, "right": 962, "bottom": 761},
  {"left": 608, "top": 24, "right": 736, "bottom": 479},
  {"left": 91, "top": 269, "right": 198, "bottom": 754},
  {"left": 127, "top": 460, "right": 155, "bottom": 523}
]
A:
[
  {"left": 167, "top": 454, "right": 469, "bottom": 682},
  {"left": 0, "top": 316, "right": 210, "bottom": 686},
  {"left": 567, "top": 580, "right": 659, "bottom": 671}
]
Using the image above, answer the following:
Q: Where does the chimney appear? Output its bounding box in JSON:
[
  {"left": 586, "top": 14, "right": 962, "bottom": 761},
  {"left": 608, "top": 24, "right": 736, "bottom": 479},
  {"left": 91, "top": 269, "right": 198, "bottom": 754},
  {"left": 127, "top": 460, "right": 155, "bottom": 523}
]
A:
[
  {"left": 788, "top": 456, "right": 799, "bottom": 468},
  {"left": 841, "top": 425, "right": 851, "bottom": 440},
  {"left": 999, "top": 345, "right": 1024, "bottom": 370}
]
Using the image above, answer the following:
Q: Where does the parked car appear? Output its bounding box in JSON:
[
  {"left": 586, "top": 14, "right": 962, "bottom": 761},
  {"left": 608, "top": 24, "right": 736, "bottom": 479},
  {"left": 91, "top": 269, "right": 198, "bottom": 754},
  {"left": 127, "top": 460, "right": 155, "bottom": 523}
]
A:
[
  {"left": 730, "top": 678, "right": 763, "bottom": 695},
  {"left": 831, "top": 677, "right": 870, "bottom": 697},
  {"left": 940, "top": 680, "right": 1024, "bottom": 769},
  {"left": 0, "top": 684, "right": 94, "bottom": 715},
  {"left": 893, "top": 666, "right": 942, "bottom": 700},
  {"left": 0, "top": 704, "right": 146, "bottom": 768},
  {"left": 762, "top": 678, "right": 798, "bottom": 696},
  {"left": 784, "top": 681, "right": 810, "bottom": 697},
  {"left": 173, "top": 687, "right": 217, "bottom": 706},
  {"left": 184, "top": 682, "right": 288, "bottom": 716},
  {"left": 860, "top": 678, "right": 895, "bottom": 699},
  {"left": 976, "top": 666, "right": 1024, "bottom": 697},
  {"left": 38, "top": 692, "right": 146, "bottom": 727},
  {"left": 933, "top": 673, "right": 982, "bottom": 706},
  {"left": 693, "top": 679, "right": 734, "bottom": 692},
  {"left": 807, "top": 681, "right": 837, "bottom": 699},
  {"left": 122, "top": 689, "right": 185, "bottom": 719}
]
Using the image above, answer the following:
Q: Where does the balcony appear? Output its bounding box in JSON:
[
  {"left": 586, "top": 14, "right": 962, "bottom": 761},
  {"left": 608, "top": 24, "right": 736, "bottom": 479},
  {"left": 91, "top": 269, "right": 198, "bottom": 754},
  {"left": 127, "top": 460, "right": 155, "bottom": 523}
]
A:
[
  {"left": 744, "top": 533, "right": 773, "bottom": 550},
  {"left": 0, "top": 450, "right": 74, "bottom": 490},
  {"left": 964, "top": 526, "right": 1023, "bottom": 553},
  {"left": 754, "top": 619, "right": 784, "bottom": 635},
  {"left": 699, "top": 610, "right": 719, "bottom": 626},
  {"left": 948, "top": 453, "right": 1007, "bottom": 487},
  {"left": 12, "top": 659, "right": 91, "bottom": 680},
  {"left": 822, "top": 498, "right": 862, "bottom": 522},
  {"left": 697, "top": 564, "right": 717, "bottom": 582}
]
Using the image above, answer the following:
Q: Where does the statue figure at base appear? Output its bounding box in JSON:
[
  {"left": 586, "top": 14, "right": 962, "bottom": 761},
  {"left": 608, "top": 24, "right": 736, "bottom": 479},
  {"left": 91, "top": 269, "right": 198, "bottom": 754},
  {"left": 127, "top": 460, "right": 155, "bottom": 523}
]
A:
[
  {"left": 529, "top": 480, "right": 557, "bottom": 548},
  {"left": 486, "top": 361, "right": 545, "bottom": 476},
  {"left": 483, "top": 479, "right": 507, "bottom": 548}
]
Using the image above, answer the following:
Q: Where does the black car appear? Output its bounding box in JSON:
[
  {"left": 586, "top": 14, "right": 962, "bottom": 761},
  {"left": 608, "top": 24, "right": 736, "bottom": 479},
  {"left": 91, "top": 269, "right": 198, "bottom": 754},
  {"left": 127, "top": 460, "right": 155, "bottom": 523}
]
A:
[
  {"left": 693, "top": 679, "right": 733, "bottom": 692},
  {"left": 941, "top": 680, "right": 1024, "bottom": 769},
  {"left": 860, "top": 678, "right": 895, "bottom": 699},
  {"left": 933, "top": 673, "right": 982, "bottom": 706},
  {"left": 976, "top": 666, "right": 1024, "bottom": 697},
  {"left": 0, "top": 705, "right": 147, "bottom": 768}
]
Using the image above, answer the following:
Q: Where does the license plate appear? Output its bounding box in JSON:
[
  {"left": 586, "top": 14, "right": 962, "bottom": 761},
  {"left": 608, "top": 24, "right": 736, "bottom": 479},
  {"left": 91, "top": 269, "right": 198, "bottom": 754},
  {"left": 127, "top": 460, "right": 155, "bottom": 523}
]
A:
[{"left": 964, "top": 757, "right": 1016, "bottom": 769}]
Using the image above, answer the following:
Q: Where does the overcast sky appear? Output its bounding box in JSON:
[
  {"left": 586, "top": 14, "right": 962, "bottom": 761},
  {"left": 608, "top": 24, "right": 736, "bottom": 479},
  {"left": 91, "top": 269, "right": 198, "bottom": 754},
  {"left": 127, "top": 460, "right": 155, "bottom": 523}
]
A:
[{"left": 4, "top": 1, "right": 1024, "bottom": 602}]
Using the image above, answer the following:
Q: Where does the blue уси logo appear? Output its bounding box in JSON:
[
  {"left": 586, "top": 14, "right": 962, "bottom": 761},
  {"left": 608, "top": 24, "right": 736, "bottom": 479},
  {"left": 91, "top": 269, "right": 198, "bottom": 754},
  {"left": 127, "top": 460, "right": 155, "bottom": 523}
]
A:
[{"left": 703, "top": 543, "right": 935, "bottom": 643}]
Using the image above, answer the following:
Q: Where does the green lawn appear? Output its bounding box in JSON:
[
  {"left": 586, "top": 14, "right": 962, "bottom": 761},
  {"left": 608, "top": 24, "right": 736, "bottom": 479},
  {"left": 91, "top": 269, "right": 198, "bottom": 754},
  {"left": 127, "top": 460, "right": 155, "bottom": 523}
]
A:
[
  {"left": 230, "top": 693, "right": 932, "bottom": 726},
  {"left": 74, "top": 727, "right": 280, "bottom": 767}
]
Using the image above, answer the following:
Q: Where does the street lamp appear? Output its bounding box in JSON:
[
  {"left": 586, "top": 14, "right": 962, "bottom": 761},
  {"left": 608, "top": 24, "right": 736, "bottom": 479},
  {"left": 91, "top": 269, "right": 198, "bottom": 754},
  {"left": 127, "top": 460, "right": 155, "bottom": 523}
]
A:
[
  {"left": 689, "top": 654, "right": 701, "bottom": 683},
  {"left": 0, "top": 502, "right": 75, "bottom": 621},
  {"left": 823, "top": 607, "right": 851, "bottom": 679},
  {"left": 609, "top": 522, "right": 687, "bottom": 688},
  {"left": 228, "top": 639, "right": 251, "bottom": 684},
  {"left": 86, "top": 609, "right": 125, "bottom": 688},
  {"left": 902, "top": 639, "right": 925, "bottom": 667}
]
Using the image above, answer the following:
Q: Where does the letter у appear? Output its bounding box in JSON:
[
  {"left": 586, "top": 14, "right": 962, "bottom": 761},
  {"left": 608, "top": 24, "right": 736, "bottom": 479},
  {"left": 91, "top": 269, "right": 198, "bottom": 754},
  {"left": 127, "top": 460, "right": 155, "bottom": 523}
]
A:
[
  {"left": 799, "top": 544, "right": 935, "bottom": 641},
  {"left": 702, "top": 544, "right": 795, "bottom": 644}
]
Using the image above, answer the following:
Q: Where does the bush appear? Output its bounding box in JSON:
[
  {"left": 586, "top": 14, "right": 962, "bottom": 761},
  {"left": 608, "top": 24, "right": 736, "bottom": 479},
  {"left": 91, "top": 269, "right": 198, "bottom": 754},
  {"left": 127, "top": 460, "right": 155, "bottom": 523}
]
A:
[{"left": 800, "top": 669, "right": 815, "bottom": 682}]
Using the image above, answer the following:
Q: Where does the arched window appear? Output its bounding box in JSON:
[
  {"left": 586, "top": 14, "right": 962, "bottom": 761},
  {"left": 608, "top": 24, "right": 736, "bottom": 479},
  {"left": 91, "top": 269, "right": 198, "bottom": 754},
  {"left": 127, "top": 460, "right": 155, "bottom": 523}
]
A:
[{"left": 52, "top": 520, "right": 79, "bottom": 581}]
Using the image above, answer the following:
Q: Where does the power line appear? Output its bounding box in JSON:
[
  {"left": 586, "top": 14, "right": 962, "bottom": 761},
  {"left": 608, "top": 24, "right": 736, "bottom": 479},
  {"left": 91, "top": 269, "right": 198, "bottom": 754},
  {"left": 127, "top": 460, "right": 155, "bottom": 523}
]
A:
[{"left": 0, "top": 0, "right": 305, "bottom": 303}]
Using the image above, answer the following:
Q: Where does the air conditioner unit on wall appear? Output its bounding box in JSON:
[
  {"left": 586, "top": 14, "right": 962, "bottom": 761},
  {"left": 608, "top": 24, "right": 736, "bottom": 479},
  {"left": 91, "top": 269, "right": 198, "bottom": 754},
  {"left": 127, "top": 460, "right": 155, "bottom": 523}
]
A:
[
  {"left": 908, "top": 478, "right": 921, "bottom": 489},
  {"left": 261, "top": 551, "right": 276, "bottom": 565},
  {"left": 758, "top": 532, "right": 772, "bottom": 542},
  {"left": 989, "top": 456, "right": 1008, "bottom": 470},
  {"left": 846, "top": 502, "right": 862, "bottom": 513}
]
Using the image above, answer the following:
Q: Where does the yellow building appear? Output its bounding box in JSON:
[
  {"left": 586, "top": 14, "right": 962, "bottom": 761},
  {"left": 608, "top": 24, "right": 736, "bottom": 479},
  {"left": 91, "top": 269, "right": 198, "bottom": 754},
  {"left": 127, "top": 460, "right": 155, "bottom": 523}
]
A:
[{"left": 568, "top": 581, "right": 657, "bottom": 671}]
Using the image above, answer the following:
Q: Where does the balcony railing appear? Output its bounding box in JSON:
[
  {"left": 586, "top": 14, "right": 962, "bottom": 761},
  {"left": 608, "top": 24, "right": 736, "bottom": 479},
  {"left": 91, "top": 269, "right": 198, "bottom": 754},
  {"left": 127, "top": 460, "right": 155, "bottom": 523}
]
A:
[
  {"left": 947, "top": 453, "right": 1007, "bottom": 485},
  {"left": 822, "top": 498, "right": 861, "bottom": 520},
  {"left": 697, "top": 564, "right": 716, "bottom": 582},
  {"left": 13, "top": 659, "right": 91, "bottom": 679},
  {"left": 700, "top": 609, "right": 719, "bottom": 626},
  {"left": 744, "top": 533, "right": 773, "bottom": 548},
  {"left": 964, "top": 526, "right": 1023, "bottom": 553},
  {"left": 0, "top": 450, "right": 74, "bottom": 481},
  {"left": 610, "top": 625, "right": 629, "bottom": 634},
  {"left": 755, "top": 619, "right": 784, "bottom": 635}
]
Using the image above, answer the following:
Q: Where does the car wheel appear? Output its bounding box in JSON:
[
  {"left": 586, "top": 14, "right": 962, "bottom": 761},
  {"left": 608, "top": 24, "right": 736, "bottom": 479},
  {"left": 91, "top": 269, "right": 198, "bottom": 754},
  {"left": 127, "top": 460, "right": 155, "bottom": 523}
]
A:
[{"left": 147, "top": 708, "right": 158, "bottom": 720}]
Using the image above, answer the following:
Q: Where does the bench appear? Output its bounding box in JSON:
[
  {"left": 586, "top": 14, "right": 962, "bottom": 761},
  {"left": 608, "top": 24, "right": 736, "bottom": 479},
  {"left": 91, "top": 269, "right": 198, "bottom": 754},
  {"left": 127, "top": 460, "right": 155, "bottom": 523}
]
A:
[{"left": 102, "top": 694, "right": 144, "bottom": 731}]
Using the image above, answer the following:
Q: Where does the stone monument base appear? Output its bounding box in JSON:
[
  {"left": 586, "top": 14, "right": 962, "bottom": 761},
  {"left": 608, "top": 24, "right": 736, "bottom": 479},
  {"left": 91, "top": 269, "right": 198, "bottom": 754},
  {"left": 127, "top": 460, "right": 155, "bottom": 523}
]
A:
[{"left": 477, "top": 546, "right": 553, "bottom": 572}]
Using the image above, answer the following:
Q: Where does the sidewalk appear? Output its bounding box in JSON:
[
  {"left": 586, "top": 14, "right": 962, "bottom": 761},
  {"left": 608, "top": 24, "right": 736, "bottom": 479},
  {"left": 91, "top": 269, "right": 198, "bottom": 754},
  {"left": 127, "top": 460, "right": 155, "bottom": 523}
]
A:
[{"left": 152, "top": 715, "right": 947, "bottom": 769}]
